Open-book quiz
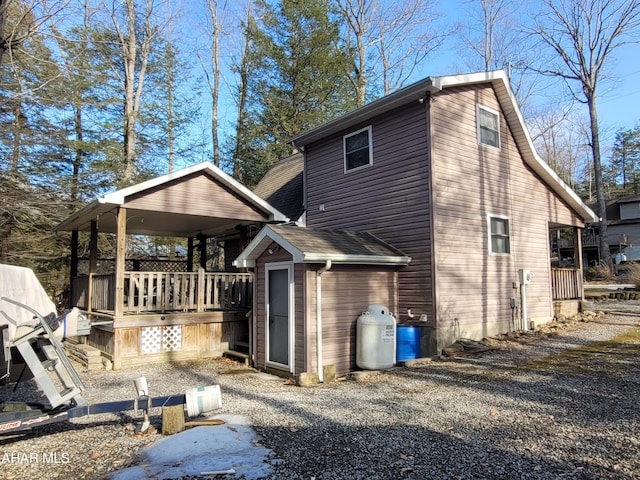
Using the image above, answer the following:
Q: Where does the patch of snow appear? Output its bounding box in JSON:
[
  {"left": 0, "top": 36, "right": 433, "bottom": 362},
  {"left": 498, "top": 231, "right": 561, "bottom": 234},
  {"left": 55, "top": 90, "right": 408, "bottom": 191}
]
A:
[{"left": 109, "top": 414, "right": 273, "bottom": 480}]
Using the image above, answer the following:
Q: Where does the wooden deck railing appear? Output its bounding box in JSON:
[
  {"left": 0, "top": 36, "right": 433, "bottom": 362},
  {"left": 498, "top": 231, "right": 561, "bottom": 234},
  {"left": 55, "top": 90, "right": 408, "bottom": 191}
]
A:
[
  {"left": 551, "top": 268, "right": 583, "bottom": 301},
  {"left": 71, "top": 269, "right": 253, "bottom": 313},
  {"left": 581, "top": 232, "right": 628, "bottom": 248}
]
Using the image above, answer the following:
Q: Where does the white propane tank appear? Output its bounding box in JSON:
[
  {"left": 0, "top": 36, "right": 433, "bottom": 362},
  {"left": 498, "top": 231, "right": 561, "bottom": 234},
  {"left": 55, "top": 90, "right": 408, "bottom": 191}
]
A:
[{"left": 356, "top": 304, "right": 396, "bottom": 370}]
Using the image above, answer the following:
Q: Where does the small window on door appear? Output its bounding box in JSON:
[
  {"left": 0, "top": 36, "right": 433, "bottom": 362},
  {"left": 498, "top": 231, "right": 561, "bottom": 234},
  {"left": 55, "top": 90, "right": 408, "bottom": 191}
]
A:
[
  {"left": 489, "top": 215, "right": 510, "bottom": 255},
  {"left": 477, "top": 105, "right": 500, "bottom": 148},
  {"left": 344, "top": 126, "right": 373, "bottom": 172}
]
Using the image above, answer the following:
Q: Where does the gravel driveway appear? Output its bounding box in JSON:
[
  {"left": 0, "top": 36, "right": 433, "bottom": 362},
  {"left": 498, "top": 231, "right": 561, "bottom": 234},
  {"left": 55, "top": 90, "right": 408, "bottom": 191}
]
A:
[{"left": 1, "top": 302, "right": 639, "bottom": 480}]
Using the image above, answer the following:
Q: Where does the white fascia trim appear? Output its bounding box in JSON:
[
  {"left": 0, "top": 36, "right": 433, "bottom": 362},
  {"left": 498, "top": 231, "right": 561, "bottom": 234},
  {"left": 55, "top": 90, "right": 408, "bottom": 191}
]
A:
[
  {"left": 431, "top": 70, "right": 507, "bottom": 90},
  {"left": 233, "top": 226, "right": 303, "bottom": 268},
  {"left": 101, "top": 162, "right": 289, "bottom": 222},
  {"left": 301, "top": 253, "right": 412, "bottom": 265}
]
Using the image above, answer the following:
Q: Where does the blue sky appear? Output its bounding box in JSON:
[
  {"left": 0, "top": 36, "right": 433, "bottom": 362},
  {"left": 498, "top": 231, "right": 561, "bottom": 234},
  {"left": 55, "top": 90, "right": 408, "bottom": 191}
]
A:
[
  {"left": 183, "top": 0, "right": 639, "bottom": 164},
  {"left": 426, "top": 0, "right": 640, "bottom": 146}
]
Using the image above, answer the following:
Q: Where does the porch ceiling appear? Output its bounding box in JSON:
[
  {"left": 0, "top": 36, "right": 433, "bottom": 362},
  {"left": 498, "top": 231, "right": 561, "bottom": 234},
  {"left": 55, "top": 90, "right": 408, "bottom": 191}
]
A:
[{"left": 73, "top": 206, "right": 256, "bottom": 237}]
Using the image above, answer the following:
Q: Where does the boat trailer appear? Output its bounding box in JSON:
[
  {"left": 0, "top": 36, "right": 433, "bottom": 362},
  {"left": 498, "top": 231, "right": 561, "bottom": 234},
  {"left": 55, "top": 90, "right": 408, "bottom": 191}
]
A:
[{"left": 1, "top": 296, "right": 219, "bottom": 435}]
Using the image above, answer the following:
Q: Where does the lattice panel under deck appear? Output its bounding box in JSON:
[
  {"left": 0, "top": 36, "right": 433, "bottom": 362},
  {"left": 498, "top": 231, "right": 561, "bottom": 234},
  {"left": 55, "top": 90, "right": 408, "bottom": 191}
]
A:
[
  {"left": 141, "top": 325, "right": 182, "bottom": 354},
  {"left": 162, "top": 325, "right": 182, "bottom": 352}
]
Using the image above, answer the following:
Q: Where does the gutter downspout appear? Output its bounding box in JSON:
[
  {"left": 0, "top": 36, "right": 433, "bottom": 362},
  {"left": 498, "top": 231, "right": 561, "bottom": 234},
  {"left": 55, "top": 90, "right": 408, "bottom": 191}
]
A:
[{"left": 316, "top": 260, "right": 332, "bottom": 382}]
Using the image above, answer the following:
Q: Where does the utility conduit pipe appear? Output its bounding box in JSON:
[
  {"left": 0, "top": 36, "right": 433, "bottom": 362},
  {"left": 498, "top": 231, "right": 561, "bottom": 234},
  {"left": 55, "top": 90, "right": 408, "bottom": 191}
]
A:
[{"left": 316, "top": 260, "right": 332, "bottom": 382}]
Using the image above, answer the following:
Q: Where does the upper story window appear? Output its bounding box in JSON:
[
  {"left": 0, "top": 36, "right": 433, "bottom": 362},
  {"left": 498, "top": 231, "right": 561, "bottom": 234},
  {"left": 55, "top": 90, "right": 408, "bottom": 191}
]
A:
[
  {"left": 489, "top": 215, "right": 510, "bottom": 255},
  {"left": 344, "top": 126, "right": 373, "bottom": 172},
  {"left": 477, "top": 105, "right": 500, "bottom": 148}
]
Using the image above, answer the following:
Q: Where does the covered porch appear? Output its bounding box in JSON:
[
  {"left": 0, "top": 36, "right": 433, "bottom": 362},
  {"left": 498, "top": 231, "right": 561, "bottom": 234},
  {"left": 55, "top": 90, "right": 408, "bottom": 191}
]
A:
[
  {"left": 55, "top": 162, "right": 287, "bottom": 369},
  {"left": 550, "top": 224, "right": 586, "bottom": 317}
]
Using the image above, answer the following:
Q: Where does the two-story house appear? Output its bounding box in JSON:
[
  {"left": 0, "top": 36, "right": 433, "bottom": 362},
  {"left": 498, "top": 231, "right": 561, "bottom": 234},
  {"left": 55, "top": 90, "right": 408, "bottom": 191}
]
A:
[{"left": 234, "top": 70, "right": 598, "bottom": 380}]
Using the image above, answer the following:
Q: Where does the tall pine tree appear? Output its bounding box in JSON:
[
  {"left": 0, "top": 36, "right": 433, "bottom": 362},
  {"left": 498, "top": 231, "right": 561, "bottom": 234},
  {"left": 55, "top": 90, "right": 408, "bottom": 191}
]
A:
[{"left": 239, "top": 0, "right": 355, "bottom": 187}]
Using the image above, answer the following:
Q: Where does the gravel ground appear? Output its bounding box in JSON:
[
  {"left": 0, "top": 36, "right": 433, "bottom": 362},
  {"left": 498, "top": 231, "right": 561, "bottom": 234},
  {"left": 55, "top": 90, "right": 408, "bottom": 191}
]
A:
[{"left": 1, "top": 300, "right": 640, "bottom": 480}]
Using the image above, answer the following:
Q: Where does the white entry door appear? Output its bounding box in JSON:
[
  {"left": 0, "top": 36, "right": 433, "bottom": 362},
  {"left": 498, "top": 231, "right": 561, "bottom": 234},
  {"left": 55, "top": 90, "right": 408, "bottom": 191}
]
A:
[{"left": 266, "top": 263, "right": 293, "bottom": 370}]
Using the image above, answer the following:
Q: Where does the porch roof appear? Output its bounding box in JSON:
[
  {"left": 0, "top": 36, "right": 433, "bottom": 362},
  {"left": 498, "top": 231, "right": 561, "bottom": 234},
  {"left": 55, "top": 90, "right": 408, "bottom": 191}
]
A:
[
  {"left": 54, "top": 162, "right": 289, "bottom": 237},
  {"left": 233, "top": 224, "right": 412, "bottom": 268}
]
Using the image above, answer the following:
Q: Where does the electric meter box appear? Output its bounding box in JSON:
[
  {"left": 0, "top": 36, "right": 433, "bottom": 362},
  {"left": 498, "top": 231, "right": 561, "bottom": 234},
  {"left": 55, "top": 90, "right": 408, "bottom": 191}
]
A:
[{"left": 519, "top": 269, "right": 532, "bottom": 285}]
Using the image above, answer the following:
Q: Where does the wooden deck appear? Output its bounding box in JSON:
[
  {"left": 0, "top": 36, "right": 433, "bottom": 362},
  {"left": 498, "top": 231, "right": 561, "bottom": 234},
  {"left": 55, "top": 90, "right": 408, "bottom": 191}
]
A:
[{"left": 69, "top": 269, "right": 253, "bottom": 369}]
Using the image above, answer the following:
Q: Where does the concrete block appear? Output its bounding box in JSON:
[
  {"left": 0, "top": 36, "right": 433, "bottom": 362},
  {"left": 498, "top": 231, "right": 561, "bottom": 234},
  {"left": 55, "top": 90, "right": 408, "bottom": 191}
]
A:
[
  {"left": 323, "top": 364, "right": 336, "bottom": 383},
  {"left": 404, "top": 357, "right": 433, "bottom": 368},
  {"left": 296, "top": 371, "right": 319, "bottom": 387}
]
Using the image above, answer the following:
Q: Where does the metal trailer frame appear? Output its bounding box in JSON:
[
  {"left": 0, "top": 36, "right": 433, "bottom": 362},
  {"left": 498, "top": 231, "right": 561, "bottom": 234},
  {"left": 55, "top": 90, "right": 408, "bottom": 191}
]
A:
[
  {"left": 0, "top": 394, "right": 187, "bottom": 434},
  {"left": 0, "top": 298, "right": 196, "bottom": 435}
]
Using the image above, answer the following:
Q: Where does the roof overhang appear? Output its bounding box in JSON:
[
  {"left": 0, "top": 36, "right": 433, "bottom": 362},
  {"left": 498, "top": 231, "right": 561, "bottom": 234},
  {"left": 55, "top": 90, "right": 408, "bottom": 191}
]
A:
[
  {"left": 233, "top": 225, "right": 412, "bottom": 268},
  {"left": 290, "top": 70, "right": 598, "bottom": 225}
]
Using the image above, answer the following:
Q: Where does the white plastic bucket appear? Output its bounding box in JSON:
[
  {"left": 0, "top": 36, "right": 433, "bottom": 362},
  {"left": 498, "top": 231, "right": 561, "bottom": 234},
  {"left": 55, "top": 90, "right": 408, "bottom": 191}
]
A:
[
  {"left": 134, "top": 376, "right": 149, "bottom": 397},
  {"left": 185, "top": 385, "right": 222, "bottom": 417}
]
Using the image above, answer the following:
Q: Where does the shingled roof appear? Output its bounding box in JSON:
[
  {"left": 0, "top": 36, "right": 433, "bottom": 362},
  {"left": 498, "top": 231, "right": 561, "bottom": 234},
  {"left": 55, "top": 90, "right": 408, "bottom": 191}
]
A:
[
  {"left": 233, "top": 224, "right": 411, "bottom": 268},
  {"left": 253, "top": 153, "right": 304, "bottom": 223}
]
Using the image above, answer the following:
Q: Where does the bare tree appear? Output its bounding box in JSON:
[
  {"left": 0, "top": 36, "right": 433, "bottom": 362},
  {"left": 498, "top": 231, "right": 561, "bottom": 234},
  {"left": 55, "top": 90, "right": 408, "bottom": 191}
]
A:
[
  {"left": 376, "top": 1, "right": 447, "bottom": 95},
  {"left": 197, "top": 0, "right": 227, "bottom": 167},
  {"left": 458, "top": 0, "right": 537, "bottom": 109},
  {"left": 230, "top": 1, "right": 254, "bottom": 181},
  {"left": 108, "top": 0, "right": 166, "bottom": 185},
  {"left": 337, "top": 0, "right": 448, "bottom": 105},
  {"left": 336, "top": 0, "right": 376, "bottom": 106},
  {"left": 461, "top": 0, "right": 516, "bottom": 72},
  {"left": 530, "top": 0, "right": 640, "bottom": 270},
  {"left": 529, "top": 106, "right": 592, "bottom": 190},
  {"left": 0, "top": 0, "right": 69, "bottom": 67},
  {"left": 0, "top": 0, "right": 10, "bottom": 65}
]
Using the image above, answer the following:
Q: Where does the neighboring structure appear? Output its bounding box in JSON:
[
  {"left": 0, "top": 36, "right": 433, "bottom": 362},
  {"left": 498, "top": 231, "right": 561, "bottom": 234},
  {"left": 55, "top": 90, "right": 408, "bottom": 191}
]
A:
[
  {"left": 55, "top": 162, "right": 287, "bottom": 369},
  {"left": 579, "top": 195, "right": 640, "bottom": 265},
  {"left": 235, "top": 70, "right": 598, "bottom": 379}
]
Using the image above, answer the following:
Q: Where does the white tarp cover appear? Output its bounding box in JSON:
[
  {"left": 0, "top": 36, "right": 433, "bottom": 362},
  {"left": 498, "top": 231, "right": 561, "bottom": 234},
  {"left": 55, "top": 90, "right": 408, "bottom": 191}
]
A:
[{"left": 0, "top": 263, "right": 57, "bottom": 341}]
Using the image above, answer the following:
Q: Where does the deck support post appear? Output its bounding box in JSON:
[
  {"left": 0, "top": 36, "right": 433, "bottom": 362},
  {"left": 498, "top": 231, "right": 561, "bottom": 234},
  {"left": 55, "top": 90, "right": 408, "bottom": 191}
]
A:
[
  {"left": 114, "top": 207, "right": 127, "bottom": 318},
  {"left": 70, "top": 230, "right": 78, "bottom": 309},
  {"left": 574, "top": 227, "right": 584, "bottom": 301},
  {"left": 197, "top": 233, "right": 207, "bottom": 270},
  {"left": 112, "top": 207, "right": 127, "bottom": 371},
  {"left": 87, "top": 220, "right": 98, "bottom": 312},
  {"left": 197, "top": 267, "right": 205, "bottom": 312}
]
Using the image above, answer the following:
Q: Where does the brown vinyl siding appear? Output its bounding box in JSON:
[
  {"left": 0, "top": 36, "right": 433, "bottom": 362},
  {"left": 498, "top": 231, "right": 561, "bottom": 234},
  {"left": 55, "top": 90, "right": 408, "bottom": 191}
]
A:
[
  {"left": 430, "top": 84, "right": 583, "bottom": 332},
  {"left": 304, "top": 101, "right": 433, "bottom": 324},
  {"left": 305, "top": 266, "right": 397, "bottom": 376},
  {"left": 126, "top": 171, "right": 268, "bottom": 221}
]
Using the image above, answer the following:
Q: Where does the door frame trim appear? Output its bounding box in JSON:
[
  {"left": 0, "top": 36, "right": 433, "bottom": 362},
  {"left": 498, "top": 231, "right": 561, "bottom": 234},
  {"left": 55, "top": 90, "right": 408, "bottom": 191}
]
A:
[{"left": 265, "top": 261, "right": 295, "bottom": 373}]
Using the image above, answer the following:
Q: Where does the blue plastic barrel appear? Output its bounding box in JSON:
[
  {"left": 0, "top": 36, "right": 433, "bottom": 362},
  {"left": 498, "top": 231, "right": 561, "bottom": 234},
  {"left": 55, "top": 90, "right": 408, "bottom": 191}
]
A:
[{"left": 396, "top": 325, "right": 421, "bottom": 361}]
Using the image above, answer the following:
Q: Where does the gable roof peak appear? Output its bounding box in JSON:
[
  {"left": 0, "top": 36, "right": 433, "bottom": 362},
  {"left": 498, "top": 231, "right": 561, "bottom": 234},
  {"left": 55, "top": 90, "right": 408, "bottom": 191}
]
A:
[{"left": 290, "top": 69, "right": 597, "bottom": 225}]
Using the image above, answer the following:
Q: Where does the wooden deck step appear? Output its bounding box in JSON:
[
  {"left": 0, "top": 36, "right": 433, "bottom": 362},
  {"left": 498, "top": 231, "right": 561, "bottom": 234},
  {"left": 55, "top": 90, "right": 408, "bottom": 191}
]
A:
[
  {"left": 223, "top": 350, "right": 249, "bottom": 365},
  {"left": 64, "top": 342, "right": 104, "bottom": 370}
]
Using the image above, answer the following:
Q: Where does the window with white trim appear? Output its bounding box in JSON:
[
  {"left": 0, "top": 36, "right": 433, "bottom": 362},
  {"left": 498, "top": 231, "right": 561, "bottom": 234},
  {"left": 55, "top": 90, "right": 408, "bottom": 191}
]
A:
[
  {"left": 477, "top": 105, "right": 500, "bottom": 148},
  {"left": 344, "top": 126, "right": 373, "bottom": 172},
  {"left": 489, "top": 215, "right": 510, "bottom": 255}
]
